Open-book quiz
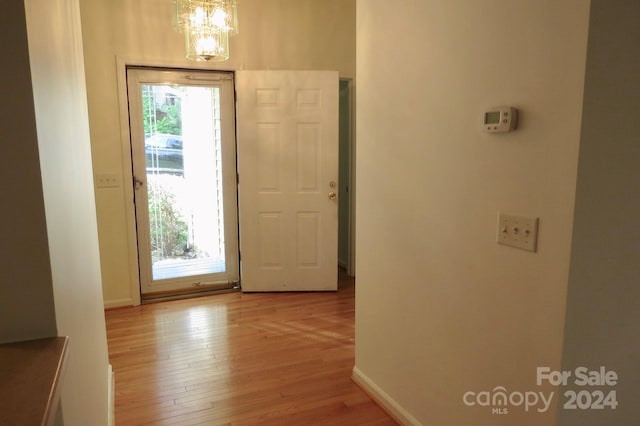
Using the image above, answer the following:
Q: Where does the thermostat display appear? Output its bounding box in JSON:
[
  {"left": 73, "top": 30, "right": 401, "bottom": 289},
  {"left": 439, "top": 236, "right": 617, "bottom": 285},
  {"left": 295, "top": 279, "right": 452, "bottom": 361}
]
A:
[{"left": 483, "top": 107, "right": 517, "bottom": 132}]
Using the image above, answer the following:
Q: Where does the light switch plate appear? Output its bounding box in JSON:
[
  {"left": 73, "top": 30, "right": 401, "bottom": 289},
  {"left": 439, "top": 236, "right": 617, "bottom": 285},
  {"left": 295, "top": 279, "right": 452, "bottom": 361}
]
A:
[
  {"left": 497, "top": 213, "right": 539, "bottom": 252},
  {"left": 95, "top": 174, "right": 120, "bottom": 188}
]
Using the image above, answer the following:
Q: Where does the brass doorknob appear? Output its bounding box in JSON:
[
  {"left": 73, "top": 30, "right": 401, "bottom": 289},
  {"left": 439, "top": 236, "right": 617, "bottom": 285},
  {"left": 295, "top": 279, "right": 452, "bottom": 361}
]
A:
[{"left": 328, "top": 191, "right": 337, "bottom": 200}]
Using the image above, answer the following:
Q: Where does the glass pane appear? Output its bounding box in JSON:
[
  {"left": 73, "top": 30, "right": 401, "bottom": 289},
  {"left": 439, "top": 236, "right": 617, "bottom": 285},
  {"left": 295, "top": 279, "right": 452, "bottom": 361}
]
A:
[{"left": 142, "top": 84, "right": 226, "bottom": 281}]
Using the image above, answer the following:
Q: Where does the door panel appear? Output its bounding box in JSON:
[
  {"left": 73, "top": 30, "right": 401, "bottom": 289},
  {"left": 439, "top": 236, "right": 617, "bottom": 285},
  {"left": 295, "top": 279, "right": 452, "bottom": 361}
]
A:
[
  {"left": 127, "top": 68, "right": 239, "bottom": 296},
  {"left": 237, "top": 71, "right": 339, "bottom": 291}
]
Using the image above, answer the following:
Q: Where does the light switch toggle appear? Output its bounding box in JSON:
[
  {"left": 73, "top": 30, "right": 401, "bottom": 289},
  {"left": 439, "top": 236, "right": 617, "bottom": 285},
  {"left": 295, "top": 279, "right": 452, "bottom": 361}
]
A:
[
  {"left": 497, "top": 212, "right": 539, "bottom": 252},
  {"left": 95, "top": 174, "right": 120, "bottom": 188}
]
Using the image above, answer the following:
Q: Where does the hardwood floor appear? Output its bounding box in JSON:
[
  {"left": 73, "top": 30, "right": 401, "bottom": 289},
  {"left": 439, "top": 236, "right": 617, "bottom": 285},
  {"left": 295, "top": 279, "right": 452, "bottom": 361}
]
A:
[{"left": 105, "top": 274, "right": 396, "bottom": 425}]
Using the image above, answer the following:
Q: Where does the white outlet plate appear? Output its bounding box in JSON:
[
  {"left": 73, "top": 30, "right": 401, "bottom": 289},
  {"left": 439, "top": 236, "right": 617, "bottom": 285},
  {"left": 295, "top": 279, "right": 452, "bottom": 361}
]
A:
[
  {"left": 95, "top": 174, "right": 120, "bottom": 188},
  {"left": 497, "top": 213, "right": 539, "bottom": 252}
]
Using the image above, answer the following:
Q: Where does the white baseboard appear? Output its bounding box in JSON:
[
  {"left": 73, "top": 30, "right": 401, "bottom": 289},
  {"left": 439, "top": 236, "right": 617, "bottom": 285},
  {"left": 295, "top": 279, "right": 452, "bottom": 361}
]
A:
[
  {"left": 104, "top": 297, "right": 134, "bottom": 309},
  {"left": 107, "top": 364, "right": 114, "bottom": 426},
  {"left": 352, "top": 366, "right": 422, "bottom": 426}
]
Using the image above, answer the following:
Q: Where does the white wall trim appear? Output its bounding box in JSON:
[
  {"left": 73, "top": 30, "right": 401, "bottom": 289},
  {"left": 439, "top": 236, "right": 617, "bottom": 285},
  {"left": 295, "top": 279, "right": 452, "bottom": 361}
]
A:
[
  {"left": 107, "top": 364, "right": 114, "bottom": 426},
  {"left": 115, "top": 56, "right": 142, "bottom": 307},
  {"left": 352, "top": 366, "right": 422, "bottom": 426},
  {"left": 104, "top": 297, "right": 135, "bottom": 309}
]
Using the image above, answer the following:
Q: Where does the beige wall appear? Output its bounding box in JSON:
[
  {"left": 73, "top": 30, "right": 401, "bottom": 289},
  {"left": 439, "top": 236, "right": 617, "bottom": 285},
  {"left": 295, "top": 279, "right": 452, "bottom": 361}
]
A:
[
  {"left": 355, "top": 1, "right": 590, "bottom": 424},
  {"left": 0, "top": 0, "right": 111, "bottom": 424},
  {"left": 79, "top": 0, "right": 356, "bottom": 306},
  {"left": 24, "top": 0, "right": 111, "bottom": 423},
  {"left": 559, "top": 1, "right": 640, "bottom": 424},
  {"left": 0, "top": 0, "right": 57, "bottom": 344}
]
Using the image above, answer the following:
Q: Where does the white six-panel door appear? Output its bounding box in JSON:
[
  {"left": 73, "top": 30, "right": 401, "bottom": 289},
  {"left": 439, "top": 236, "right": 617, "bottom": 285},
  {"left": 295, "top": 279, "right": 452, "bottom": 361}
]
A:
[{"left": 236, "top": 71, "right": 339, "bottom": 291}]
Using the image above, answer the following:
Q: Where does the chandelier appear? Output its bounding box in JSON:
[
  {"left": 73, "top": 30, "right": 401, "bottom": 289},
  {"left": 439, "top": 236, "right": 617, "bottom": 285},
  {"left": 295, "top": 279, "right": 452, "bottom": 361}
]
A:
[{"left": 173, "top": 0, "right": 239, "bottom": 62}]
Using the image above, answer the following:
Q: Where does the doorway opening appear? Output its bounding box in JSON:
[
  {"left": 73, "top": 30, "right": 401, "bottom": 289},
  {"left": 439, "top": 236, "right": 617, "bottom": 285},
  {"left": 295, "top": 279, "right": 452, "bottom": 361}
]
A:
[
  {"left": 122, "top": 67, "right": 352, "bottom": 301},
  {"left": 338, "top": 78, "right": 355, "bottom": 277}
]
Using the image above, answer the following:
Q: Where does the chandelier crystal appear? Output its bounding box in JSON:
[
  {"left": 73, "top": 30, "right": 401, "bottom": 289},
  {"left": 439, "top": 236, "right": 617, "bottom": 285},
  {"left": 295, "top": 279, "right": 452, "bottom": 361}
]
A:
[{"left": 173, "top": 0, "right": 239, "bottom": 62}]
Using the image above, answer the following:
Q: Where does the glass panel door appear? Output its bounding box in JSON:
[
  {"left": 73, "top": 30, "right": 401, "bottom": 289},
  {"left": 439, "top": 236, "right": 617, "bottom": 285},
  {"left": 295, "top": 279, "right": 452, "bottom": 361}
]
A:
[{"left": 127, "top": 68, "right": 238, "bottom": 296}]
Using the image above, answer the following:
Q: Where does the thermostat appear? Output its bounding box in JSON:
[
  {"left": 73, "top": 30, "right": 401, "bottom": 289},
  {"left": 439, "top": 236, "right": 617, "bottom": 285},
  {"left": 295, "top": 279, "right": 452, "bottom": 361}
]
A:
[{"left": 483, "top": 106, "right": 517, "bottom": 132}]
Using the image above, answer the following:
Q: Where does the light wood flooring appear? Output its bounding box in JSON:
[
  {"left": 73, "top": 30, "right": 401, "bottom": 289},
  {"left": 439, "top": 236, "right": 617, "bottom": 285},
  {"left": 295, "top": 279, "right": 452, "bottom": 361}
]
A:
[{"left": 105, "top": 274, "right": 396, "bottom": 425}]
